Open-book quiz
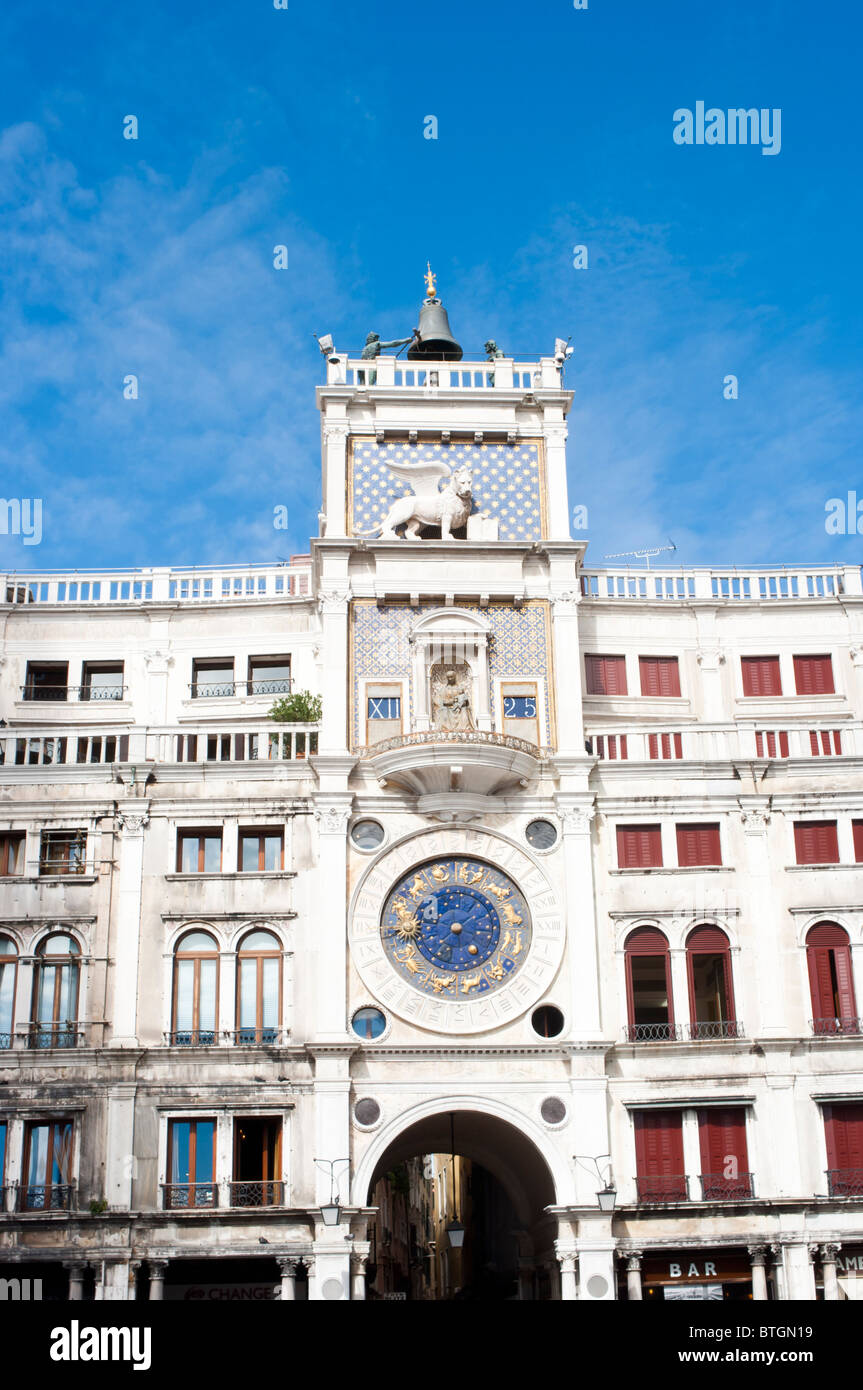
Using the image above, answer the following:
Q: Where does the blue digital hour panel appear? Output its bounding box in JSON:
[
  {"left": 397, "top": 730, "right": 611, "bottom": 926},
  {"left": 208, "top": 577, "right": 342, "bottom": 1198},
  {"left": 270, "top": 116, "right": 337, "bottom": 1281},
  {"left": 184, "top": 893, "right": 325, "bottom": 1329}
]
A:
[
  {"left": 368, "top": 696, "right": 401, "bottom": 720},
  {"left": 503, "top": 695, "right": 536, "bottom": 718},
  {"left": 380, "top": 857, "right": 531, "bottom": 999}
]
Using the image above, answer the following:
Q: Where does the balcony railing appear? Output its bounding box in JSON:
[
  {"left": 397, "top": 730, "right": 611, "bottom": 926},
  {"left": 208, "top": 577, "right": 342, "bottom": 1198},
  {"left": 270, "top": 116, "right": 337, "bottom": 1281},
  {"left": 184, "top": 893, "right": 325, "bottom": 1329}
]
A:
[
  {"left": 687, "top": 1020, "right": 745, "bottom": 1041},
  {"left": 827, "top": 1169, "right": 863, "bottom": 1198},
  {"left": 21, "top": 685, "right": 127, "bottom": 702},
  {"left": 700, "top": 1172, "right": 755, "bottom": 1201},
  {"left": 20, "top": 1184, "right": 75, "bottom": 1212},
  {"left": 623, "top": 1023, "right": 684, "bottom": 1042},
  {"left": 635, "top": 1175, "right": 689, "bottom": 1203},
  {"left": 162, "top": 1183, "right": 217, "bottom": 1209},
  {"left": 581, "top": 564, "right": 859, "bottom": 603},
  {"left": 164, "top": 1030, "right": 217, "bottom": 1047},
  {"left": 587, "top": 722, "right": 863, "bottom": 764},
  {"left": 0, "top": 1032, "right": 11, "bottom": 1050},
  {"left": 329, "top": 354, "right": 554, "bottom": 391},
  {"left": 362, "top": 729, "right": 548, "bottom": 757},
  {"left": 189, "top": 679, "right": 292, "bottom": 699},
  {"left": 3, "top": 561, "right": 312, "bottom": 608},
  {"left": 0, "top": 726, "right": 317, "bottom": 769},
  {"left": 26, "top": 1023, "right": 83, "bottom": 1049},
  {"left": 229, "top": 1181, "right": 285, "bottom": 1208},
  {"left": 226, "top": 1028, "right": 283, "bottom": 1046},
  {"left": 811, "top": 1017, "right": 863, "bottom": 1036}
]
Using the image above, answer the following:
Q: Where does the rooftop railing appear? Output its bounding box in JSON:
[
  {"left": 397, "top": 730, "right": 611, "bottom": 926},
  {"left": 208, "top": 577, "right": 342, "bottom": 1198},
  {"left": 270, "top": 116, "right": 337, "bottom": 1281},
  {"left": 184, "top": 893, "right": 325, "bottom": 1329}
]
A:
[
  {"left": 581, "top": 564, "right": 861, "bottom": 602},
  {"left": 3, "top": 560, "right": 312, "bottom": 608},
  {"left": 326, "top": 354, "right": 563, "bottom": 391}
]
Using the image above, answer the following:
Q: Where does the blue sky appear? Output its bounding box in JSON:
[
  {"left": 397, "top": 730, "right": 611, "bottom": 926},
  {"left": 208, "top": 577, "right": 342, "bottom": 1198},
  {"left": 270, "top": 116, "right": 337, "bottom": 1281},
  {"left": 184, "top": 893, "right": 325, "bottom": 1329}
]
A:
[{"left": 0, "top": 0, "right": 860, "bottom": 570}]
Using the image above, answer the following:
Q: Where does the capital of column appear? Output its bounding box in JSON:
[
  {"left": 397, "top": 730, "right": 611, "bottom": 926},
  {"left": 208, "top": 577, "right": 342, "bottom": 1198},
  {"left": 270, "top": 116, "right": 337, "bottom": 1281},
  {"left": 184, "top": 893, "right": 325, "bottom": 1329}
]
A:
[
  {"left": 318, "top": 588, "right": 351, "bottom": 616},
  {"left": 820, "top": 1242, "right": 841, "bottom": 1263},
  {"left": 148, "top": 1259, "right": 168, "bottom": 1276},
  {"left": 314, "top": 802, "right": 352, "bottom": 835},
  {"left": 739, "top": 804, "right": 771, "bottom": 835},
  {"left": 625, "top": 1250, "right": 644, "bottom": 1272},
  {"left": 558, "top": 803, "right": 596, "bottom": 836},
  {"left": 277, "top": 1257, "right": 300, "bottom": 1277},
  {"left": 116, "top": 804, "right": 150, "bottom": 837},
  {"left": 747, "top": 1244, "right": 769, "bottom": 1267},
  {"left": 63, "top": 1259, "right": 88, "bottom": 1273},
  {"left": 350, "top": 1252, "right": 369, "bottom": 1274},
  {"left": 554, "top": 1240, "right": 579, "bottom": 1271}
]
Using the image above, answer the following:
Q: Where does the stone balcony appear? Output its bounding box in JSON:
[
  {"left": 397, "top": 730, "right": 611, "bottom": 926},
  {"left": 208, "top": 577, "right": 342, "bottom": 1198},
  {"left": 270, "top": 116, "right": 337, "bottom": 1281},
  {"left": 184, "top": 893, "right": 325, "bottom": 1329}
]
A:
[{"left": 362, "top": 729, "right": 548, "bottom": 798}]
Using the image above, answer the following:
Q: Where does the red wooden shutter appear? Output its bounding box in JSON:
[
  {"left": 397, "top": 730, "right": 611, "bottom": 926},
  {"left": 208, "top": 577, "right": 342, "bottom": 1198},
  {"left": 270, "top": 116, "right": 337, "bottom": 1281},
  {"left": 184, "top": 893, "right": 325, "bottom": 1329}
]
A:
[
  {"left": 779, "top": 731, "right": 789, "bottom": 757},
  {"left": 639, "top": 656, "right": 681, "bottom": 697},
  {"left": 686, "top": 926, "right": 736, "bottom": 1025},
  {"left": 794, "top": 654, "right": 834, "bottom": 695},
  {"left": 697, "top": 1108, "right": 749, "bottom": 1193},
  {"left": 617, "top": 825, "right": 663, "bottom": 868},
  {"left": 624, "top": 928, "right": 674, "bottom": 1029},
  {"left": 854, "top": 822, "right": 863, "bottom": 863},
  {"left": 794, "top": 821, "right": 839, "bottom": 864},
  {"left": 806, "top": 924, "right": 857, "bottom": 1027},
  {"left": 676, "top": 824, "right": 722, "bottom": 866},
  {"left": 634, "top": 1111, "right": 685, "bottom": 1198},
  {"left": 741, "top": 656, "right": 782, "bottom": 697},
  {"left": 585, "top": 655, "right": 627, "bottom": 696},
  {"left": 824, "top": 1104, "right": 863, "bottom": 1171}
]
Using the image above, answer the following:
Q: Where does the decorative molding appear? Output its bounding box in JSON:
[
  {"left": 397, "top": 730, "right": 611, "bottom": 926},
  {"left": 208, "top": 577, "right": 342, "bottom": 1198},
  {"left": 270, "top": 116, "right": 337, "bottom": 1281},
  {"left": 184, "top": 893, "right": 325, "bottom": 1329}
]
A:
[
  {"left": 318, "top": 589, "right": 351, "bottom": 615},
  {"left": 315, "top": 804, "right": 352, "bottom": 835},
  {"left": 696, "top": 648, "right": 726, "bottom": 670},
  {"left": 116, "top": 805, "right": 150, "bottom": 837},
  {"left": 739, "top": 806, "right": 771, "bottom": 834}
]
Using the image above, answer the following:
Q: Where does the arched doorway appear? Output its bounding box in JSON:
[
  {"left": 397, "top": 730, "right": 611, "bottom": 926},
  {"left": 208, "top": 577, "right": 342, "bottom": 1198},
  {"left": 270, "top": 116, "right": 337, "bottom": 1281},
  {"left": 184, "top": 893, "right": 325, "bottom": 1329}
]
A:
[{"left": 358, "top": 1107, "right": 560, "bottom": 1301}]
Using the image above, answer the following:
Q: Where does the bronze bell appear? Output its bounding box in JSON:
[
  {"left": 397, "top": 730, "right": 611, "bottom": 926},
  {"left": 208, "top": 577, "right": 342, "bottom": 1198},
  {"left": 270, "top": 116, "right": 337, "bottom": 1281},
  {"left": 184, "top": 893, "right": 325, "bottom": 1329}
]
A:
[{"left": 408, "top": 296, "right": 463, "bottom": 361}]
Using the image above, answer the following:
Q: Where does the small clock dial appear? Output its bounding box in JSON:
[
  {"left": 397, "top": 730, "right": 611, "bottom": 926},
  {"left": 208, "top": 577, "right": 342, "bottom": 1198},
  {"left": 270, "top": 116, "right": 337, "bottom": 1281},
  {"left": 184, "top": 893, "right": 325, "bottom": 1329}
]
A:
[{"left": 380, "top": 856, "right": 531, "bottom": 999}]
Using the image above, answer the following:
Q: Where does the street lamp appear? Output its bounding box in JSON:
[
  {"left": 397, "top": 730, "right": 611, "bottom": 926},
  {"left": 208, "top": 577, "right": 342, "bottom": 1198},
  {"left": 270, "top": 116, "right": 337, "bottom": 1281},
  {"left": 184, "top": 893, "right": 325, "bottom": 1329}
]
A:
[
  {"left": 315, "top": 1158, "right": 350, "bottom": 1226},
  {"left": 445, "top": 1219, "right": 466, "bottom": 1249},
  {"left": 574, "top": 1154, "right": 616, "bottom": 1210},
  {"left": 445, "top": 1113, "right": 465, "bottom": 1250},
  {"left": 596, "top": 1183, "right": 617, "bottom": 1213}
]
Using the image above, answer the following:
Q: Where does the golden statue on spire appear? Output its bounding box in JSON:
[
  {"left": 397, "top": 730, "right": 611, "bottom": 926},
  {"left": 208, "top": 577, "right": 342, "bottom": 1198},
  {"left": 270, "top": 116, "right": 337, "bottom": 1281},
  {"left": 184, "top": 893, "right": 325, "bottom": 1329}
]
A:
[{"left": 424, "top": 262, "right": 437, "bottom": 300}]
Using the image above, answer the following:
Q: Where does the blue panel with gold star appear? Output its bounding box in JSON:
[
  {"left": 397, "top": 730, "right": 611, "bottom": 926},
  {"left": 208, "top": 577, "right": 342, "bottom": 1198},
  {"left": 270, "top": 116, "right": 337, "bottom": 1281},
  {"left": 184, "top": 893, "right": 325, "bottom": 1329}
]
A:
[
  {"left": 380, "top": 856, "right": 532, "bottom": 1000},
  {"left": 350, "top": 440, "right": 545, "bottom": 542}
]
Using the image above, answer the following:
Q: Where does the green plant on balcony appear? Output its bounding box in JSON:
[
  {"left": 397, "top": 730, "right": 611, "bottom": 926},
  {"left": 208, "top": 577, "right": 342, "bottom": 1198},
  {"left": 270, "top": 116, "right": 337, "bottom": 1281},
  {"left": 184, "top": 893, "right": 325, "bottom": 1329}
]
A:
[
  {"left": 88, "top": 1197, "right": 109, "bottom": 1215},
  {"left": 268, "top": 690, "right": 322, "bottom": 723}
]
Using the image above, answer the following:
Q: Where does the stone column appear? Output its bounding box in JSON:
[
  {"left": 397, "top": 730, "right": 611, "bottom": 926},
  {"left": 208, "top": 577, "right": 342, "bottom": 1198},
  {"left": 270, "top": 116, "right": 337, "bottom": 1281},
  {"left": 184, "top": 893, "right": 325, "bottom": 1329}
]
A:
[
  {"left": 782, "top": 1241, "right": 816, "bottom": 1300},
  {"left": 821, "top": 1243, "right": 841, "bottom": 1301},
  {"left": 738, "top": 805, "right": 787, "bottom": 1037},
  {"left": 748, "top": 1245, "right": 769, "bottom": 1301},
  {"left": 626, "top": 1250, "right": 643, "bottom": 1301},
  {"left": 64, "top": 1261, "right": 86, "bottom": 1300},
  {"left": 555, "top": 1242, "right": 578, "bottom": 1301},
  {"left": 769, "top": 1243, "right": 785, "bottom": 1301},
  {"left": 556, "top": 801, "right": 602, "bottom": 1038},
  {"left": 277, "top": 1257, "right": 299, "bottom": 1301},
  {"left": 350, "top": 1251, "right": 368, "bottom": 1301},
  {"left": 311, "top": 802, "right": 353, "bottom": 1039},
  {"left": 322, "top": 424, "right": 350, "bottom": 536},
  {"left": 148, "top": 1259, "right": 167, "bottom": 1301},
  {"left": 110, "top": 806, "right": 149, "bottom": 1046}
]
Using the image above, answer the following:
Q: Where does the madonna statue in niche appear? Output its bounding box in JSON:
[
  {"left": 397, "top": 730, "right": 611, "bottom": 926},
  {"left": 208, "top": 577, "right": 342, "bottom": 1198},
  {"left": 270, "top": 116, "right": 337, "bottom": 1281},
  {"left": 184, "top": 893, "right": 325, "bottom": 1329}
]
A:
[{"left": 431, "top": 663, "right": 474, "bottom": 732}]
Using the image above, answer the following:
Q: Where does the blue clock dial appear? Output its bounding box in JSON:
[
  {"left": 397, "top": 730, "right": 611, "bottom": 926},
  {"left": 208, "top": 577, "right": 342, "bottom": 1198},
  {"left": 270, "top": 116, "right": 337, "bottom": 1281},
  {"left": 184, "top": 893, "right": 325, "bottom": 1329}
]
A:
[{"left": 380, "top": 857, "right": 531, "bottom": 999}]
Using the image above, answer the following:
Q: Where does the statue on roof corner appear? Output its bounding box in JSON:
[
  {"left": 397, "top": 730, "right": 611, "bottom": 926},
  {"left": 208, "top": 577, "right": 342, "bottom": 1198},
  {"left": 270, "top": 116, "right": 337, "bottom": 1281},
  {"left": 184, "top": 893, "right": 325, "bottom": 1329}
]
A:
[
  {"left": 361, "top": 330, "right": 418, "bottom": 359},
  {"left": 377, "top": 459, "right": 473, "bottom": 541},
  {"left": 484, "top": 340, "right": 504, "bottom": 360}
]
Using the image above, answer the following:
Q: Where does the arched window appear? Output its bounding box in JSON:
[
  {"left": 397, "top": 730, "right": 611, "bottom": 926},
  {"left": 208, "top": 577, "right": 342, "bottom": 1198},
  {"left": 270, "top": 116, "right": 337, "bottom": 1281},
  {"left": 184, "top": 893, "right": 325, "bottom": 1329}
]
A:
[
  {"left": 236, "top": 930, "right": 282, "bottom": 1044},
  {"left": 806, "top": 923, "right": 858, "bottom": 1035},
  {"left": 624, "top": 928, "right": 675, "bottom": 1041},
  {"left": 0, "top": 937, "right": 17, "bottom": 1049},
  {"left": 172, "top": 931, "right": 218, "bottom": 1045},
  {"left": 686, "top": 926, "right": 738, "bottom": 1039},
  {"left": 31, "top": 934, "right": 80, "bottom": 1049}
]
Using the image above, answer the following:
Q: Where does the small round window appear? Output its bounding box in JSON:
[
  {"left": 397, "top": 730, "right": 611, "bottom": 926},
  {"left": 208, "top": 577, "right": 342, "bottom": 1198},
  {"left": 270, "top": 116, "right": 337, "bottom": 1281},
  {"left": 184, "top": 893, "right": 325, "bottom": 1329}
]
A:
[
  {"left": 351, "top": 1007, "right": 387, "bottom": 1040},
  {"left": 526, "top": 819, "right": 557, "bottom": 850},
  {"left": 351, "top": 820, "right": 385, "bottom": 850},
  {"left": 532, "top": 1005, "right": 564, "bottom": 1038}
]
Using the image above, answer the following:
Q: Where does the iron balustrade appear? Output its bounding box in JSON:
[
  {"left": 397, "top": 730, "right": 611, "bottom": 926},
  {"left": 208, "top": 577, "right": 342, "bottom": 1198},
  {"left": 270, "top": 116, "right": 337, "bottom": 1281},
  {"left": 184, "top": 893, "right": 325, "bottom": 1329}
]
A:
[
  {"left": 165, "top": 1030, "right": 218, "bottom": 1047},
  {"left": 687, "top": 1020, "right": 745, "bottom": 1040},
  {"left": 189, "top": 679, "right": 292, "bottom": 698},
  {"left": 700, "top": 1172, "right": 755, "bottom": 1200},
  {"left": 0, "top": 1032, "right": 11, "bottom": 1050},
  {"left": 20, "top": 1184, "right": 75, "bottom": 1212},
  {"left": 227, "top": 1028, "right": 282, "bottom": 1046},
  {"left": 228, "top": 1181, "right": 285, "bottom": 1208},
  {"left": 624, "top": 1023, "right": 684, "bottom": 1042},
  {"left": 811, "top": 1017, "right": 863, "bottom": 1036},
  {"left": 162, "top": 1183, "right": 217, "bottom": 1210},
  {"left": 166, "top": 1029, "right": 284, "bottom": 1047},
  {"left": 26, "top": 1023, "right": 83, "bottom": 1049},
  {"left": 827, "top": 1169, "right": 863, "bottom": 1197},
  {"left": 635, "top": 1175, "right": 690, "bottom": 1203},
  {"left": 21, "top": 685, "right": 126, "bottom": 702}
]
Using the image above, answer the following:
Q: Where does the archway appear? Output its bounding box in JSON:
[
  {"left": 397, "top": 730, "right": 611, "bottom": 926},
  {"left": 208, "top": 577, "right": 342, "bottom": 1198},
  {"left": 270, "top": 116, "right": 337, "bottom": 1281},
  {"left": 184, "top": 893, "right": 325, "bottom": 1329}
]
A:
[{"left": 358, "top": 1106, "right": 560, "bottom": 1301}]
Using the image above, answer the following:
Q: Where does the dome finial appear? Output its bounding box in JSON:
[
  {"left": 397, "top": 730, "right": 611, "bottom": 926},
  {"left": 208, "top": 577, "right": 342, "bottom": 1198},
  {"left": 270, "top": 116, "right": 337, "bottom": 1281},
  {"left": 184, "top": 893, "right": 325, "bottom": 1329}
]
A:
[{"left": 424, "top": 262, "right": 437, "bottom": 300}]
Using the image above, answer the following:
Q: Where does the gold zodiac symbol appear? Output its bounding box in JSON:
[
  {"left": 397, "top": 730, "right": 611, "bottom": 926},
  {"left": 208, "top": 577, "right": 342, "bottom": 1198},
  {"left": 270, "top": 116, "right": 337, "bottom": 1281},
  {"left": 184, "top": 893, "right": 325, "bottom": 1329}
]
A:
[
  {"left": 484, "top": 880, "right": 511, "bottom": 901},
  {"left": 461, "top": 973, "right": 483, "bottom": 993},
  {"left": 395, "top": 946, "right": 424, "bottom": 975},
  {"left": 501, "top": 929, "right": 523, "bottom": 956},
  {"left": 391, "top": 896, "right": 421, "bottom": 940},
  {"left": 408, "top": 873, "right": 430, "bottom": 901},
  {"left": 430, "top": 864, "right": 449, "bottom": 883},
  {"left": 486, "top": 961, "right": 505, "bottom": 982},
  {"left": 430, "top": 973, "right": 456, "bottom": 994},
  {"left": 500, "top": 901, "right": 523, "bottom": 929}
]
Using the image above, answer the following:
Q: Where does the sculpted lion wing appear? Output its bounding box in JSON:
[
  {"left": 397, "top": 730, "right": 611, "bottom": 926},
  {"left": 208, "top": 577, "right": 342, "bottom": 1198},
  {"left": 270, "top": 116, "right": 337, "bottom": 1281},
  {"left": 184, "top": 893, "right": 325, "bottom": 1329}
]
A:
[{"left": 384, "top": 459, "right": 452, "bottom": 496}]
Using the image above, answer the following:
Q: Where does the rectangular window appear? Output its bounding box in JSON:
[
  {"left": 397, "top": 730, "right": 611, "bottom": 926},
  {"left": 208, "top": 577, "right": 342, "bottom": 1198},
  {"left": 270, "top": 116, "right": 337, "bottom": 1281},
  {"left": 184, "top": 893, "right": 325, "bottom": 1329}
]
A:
[
  {"left": 23, "top": 1120, "right": 73, "bottom": 1210},
  {"left": 191, "top": 659, "right": 235, "bottom": 698},
  {"left": 365, "top": 683, "right": 403, "bottom": 747},
  {"left": 166, "top": 1119, "right": 216, "bottom": 1208},
  {"left": 501, "top": 681, "right": 540, "bottom": 746},
  {"left": 39, "top": 830, "right": 86, "bottom": 876},
  {"left": 633, "top": 1111, "right": 687, "bottom": 1201},
  {"left": 741, "top": 656, "right": 782, "bottom": 697},
  {"left": 794, "top": 654, "right": 834, "bottom": 696},
  {"left": 755, "top": 730, "right": 789, "bottom": 758},
  {"left": 617, "top": 825, "right": 663, "bottom": 869},
  {"left": 794, "top": 820, "right": 839, "bottom": 865},
  {"left": 232, "top": 1117, "right": 283, "bottom": 1207},
  {"left": 824, "top": 1103, "right": 863, "bottom": 1197},
  {"left": 177, "top": 830, "right": 223, "bottom": 873},
  {"left": 239, "top": 829, "right": 284, "bottom": 872},
  {"left": 80, "top": 663, "right": 125, "bottom": 702},
  {"left": 585, "top": 654, "right": 628, "bottom": 696},
  {"left": 23, "top": 661, "right": 69, "bottom": 702},
  {"left": 639, "top": 656, "right": 681, "bottom": 698},
  {"left": 0, "top": 832, "right": 24, "bottom": 875},
  {"left": 698, "top": 1108, "right": 752, "bottom": 1199},
  {"left": 648, "top": 732, "right": 683, "bottom": 760},
  {"left": 854, "top": 821, "right": 863, "bottom": 863},
  {"left": 247, "top": 657, "right": 291, "bottom": 696},
  {"left": 676, "top": 824, "right": 722, "bottom": 867}
]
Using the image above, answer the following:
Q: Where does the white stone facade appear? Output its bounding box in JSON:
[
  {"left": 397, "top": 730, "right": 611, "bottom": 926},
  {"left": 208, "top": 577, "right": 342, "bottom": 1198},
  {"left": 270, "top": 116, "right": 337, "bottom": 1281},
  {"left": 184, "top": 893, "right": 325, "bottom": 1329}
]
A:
[{"left": 0, "top": 343, "right": 861, "bottom": 1300}]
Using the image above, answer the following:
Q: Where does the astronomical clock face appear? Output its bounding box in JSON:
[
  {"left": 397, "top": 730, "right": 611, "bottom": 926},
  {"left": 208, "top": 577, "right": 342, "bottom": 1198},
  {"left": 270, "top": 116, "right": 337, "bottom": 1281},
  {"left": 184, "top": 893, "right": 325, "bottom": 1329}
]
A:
[
  {"left": 381, "top": 857, "right": 531, "bottom": 999},
  {"left": 349, "top": 828, "right": 565, "bottom": 1035}
]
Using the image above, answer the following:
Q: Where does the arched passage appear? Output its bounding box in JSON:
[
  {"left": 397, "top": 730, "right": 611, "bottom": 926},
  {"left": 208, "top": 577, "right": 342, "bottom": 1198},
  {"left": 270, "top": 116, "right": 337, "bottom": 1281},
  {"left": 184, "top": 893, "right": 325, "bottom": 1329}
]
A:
[{"left": 356, "top": 1102, "right": 563, "bottom": 1301}]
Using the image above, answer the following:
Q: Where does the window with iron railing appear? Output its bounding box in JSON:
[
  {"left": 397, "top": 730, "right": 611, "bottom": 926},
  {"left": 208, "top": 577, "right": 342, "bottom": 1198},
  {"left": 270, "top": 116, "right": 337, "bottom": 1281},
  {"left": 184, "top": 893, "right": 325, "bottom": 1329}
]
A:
[
  {"left": 171, "top": 931, "right": 218, "bottom": 1045},
  {"left": 80, "top": 663, "right": 125, "bottom": 701},
  {"left": 247, "top": 657, "right": 291, "bottom": 696},
  {"left": 22, "top": 661, "right": 69, "bottom": 702},
  {"left": 38, "top": 831, "right": 87, "bottom": 876},
  {"left": 22, "top": 1120, "right": 74, "bottom": 1211},
  {"left": 165, "top": 1119, "right": 216, "bottom": 1208},
  {"left": 31, "top": 934, "right": 80, "bottom": 1048},
  {"left": 190, "top": 660, "right": 235, "bottom": 698},
  {"left": 0, "top": 938, "right": 15, "bottom": 1049}
]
